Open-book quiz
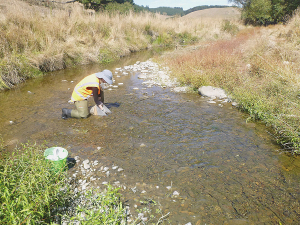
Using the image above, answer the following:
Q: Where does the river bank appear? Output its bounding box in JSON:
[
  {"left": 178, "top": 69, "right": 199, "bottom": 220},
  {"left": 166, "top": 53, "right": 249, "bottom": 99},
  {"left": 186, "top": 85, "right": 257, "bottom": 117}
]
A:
[{"left": 0, "top": 0, "right": 236, "bottom": 91}]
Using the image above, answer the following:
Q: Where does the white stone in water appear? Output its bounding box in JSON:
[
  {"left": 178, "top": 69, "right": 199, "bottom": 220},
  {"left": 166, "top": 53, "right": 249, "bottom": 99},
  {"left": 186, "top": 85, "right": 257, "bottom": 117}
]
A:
[
  {"left": 173, "top": 191, "right": 180, "bottom": 196},
  {"left": 131, "top": 187, "right": 137, "bottom": 193},
  {"left": 140, "top": 143, "right": 146, "bottom": 147},
  {"left": 116, "top": 75, "right": 121, "bottom": 78},
  {"left": 93, "top": 160, "right": 98, "bottom": 165},
  {"left": 134, "top": 204, "right": 138, "bottom": 208},
  {"left": 117, "top": 168, "right": 124, "bottom": 172},
  {"left": 123, "top": 72, "right": 128, "bottom": 75},
  {"left": 74, "top": 156, "right": 80, "bottom": 160},
  {"left": 166, "top": 186, "right": 172, "bottom": 190},
  {"left": 207, "top": 100, "right": 216, "bottom": 104},
  {"left": 97, "top": 147, "right": 101, "bottom": 150},
  {"left": 141, "top": 217, "right": 148, "bottom": 222},
  {"left": 106, "top": 171, "right": 110, "bottom": 177},
  {"left": 113, "top": 85, "right": 118, "bottom": 88},
  {"left": 156, "top": 186, "right": 159, "bottom": 189},
  {"left": 83, "top": 163, "right": 90, "bottom": 170},
  {"left": 9, "top": 121, "right": 14, "bottom": 124},
  {"left": 232, "top": 102, "right": 238, "bottom": 107},
  {"left": 138, "top": 74, "right": 147, "bottom": 79},
  {"left": 102, "top": 181, "right": 108, "bottom": 185},
  {"left": 83, "top": 159, "right": 89, "bottom": 164},
  {"left": 78, "top": 179, "right": 82, "bottom": 183},
  {"left": 185, "top": 223, "right": 192, "bottom": 225},
  {"left": 118, "top": 83, "right": 123, "bottom": 85},
  {"left": 115, "top": 68, "right": 121, "bottom": 70},
  {"left": 114, "top": 181, "right": 120, "bottom": 185},
  {"left": 141, "top": 190, "right": 146, "bottom": 194},
  {"left": 100, "top": 166, "right": 103, "bottom": 171},
  {"left": 90, "top": 177, "right": 97, "bottom": 181},
  {"left": 72, "top": 173, "right": 77, "bottom": 177},
  {"left": 133, "top": 87, "right": 139, "bottom": 90},
  {"left": 112, "top": 166, "right": 118, "bottom": 170},
  {"left": 103, "top": 167, "right": 109, "bottom": 172},
  {"left": 71, "top": 81, "right": 74, "bottom": 83},
  {"left": 108, "top": 88, "right": 113, "bottom": 91}
]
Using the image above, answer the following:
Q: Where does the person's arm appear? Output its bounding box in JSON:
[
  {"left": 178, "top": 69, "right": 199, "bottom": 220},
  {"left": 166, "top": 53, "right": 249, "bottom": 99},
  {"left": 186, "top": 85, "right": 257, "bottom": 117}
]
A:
[{"left": 92, "top": 87, "right": 103, "bottom": 110}]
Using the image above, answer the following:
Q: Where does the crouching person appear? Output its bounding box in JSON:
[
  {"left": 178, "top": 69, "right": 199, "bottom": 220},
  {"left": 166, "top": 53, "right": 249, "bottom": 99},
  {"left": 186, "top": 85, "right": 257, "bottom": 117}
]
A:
[{"left": 62, "top": 69, "right": 113, "bottom": 119}]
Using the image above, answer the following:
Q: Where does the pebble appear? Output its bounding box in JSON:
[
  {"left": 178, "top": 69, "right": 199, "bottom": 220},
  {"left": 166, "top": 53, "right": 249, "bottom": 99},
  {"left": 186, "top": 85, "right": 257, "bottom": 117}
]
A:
[
  {"left": 133, "top": 87, "right": 139, "bottom": 90},
  {"left": 118, "top": 83, "right": 123, "bottom": 85},
  {"left": 102, "top": 181, "right": 108, "bottom": 185},
  {"left": 117, "top": 168, "right": 124, "bottom": 172},
  {"left": 173, "top": 191, "right": 180, "bottom": 196},
  {"left": 140, "top": 143, "right": 146, "bottom": 147},
  {"left": 83, "top": 163, "right": 90, "bottom": 170},
  {"left": 112, "top": 166, "right": 118, "bottom": 170},
  {"left": 103, "top": 167, "right": 109, "bottom": 172},
  {"left": 207, "top": 100, "right": 216, "bottom": 104},
  {"left": 166, "top": 186, "right": 172, "bottom": 190},
  {"left": 83, "top": 159, "right": 89, "bottom": 164},
  {"left": 9, "top": 121, "right": 14, "bottom": 124}
]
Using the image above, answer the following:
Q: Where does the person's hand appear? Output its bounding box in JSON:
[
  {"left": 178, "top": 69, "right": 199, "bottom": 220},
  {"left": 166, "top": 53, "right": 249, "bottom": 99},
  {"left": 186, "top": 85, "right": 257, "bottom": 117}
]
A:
[{"left": 98, "top": 102, "right": 103, "bottom": 110}]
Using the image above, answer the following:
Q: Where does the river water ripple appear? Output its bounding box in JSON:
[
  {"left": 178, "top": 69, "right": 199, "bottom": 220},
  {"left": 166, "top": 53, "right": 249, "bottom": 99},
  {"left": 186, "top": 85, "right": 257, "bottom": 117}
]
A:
[{"left": 0, "top": 52, "right": 299, "bottom": 224}]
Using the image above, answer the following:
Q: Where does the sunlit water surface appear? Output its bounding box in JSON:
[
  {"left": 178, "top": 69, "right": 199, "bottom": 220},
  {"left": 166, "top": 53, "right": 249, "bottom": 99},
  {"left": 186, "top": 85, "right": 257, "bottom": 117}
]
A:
[{"left": 0, "top": 51, "right": 299, "bottom": 224}]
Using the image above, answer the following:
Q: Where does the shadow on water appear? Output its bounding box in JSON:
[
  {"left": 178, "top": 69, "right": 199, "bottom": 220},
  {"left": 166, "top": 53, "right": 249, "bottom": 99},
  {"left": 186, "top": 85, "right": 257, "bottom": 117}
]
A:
[
  {"left": 0, "top": 49, "right": 299, "bottom": 224},
  {"left": 105, "top": 102, "right": 121, "bottom": 109}
]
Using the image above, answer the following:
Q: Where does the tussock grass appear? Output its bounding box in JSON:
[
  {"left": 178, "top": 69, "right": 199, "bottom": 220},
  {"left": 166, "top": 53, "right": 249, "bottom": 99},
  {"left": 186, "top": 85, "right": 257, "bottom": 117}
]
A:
[
  {"left": 160, "top": 18, "right": 300, "bottom": 154},
  {"left": 0, "top": 0, "right": 239, "bottom": 90}
]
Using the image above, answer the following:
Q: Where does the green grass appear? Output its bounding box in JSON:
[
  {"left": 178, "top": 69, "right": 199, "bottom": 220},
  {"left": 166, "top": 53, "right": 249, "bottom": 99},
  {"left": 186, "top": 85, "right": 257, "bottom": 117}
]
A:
[
  {"left": 0, "top": 143, "right": 69, "bottom": 224},
  {"left": 0, "top": 143, "right": 126, "bottom": 224}
]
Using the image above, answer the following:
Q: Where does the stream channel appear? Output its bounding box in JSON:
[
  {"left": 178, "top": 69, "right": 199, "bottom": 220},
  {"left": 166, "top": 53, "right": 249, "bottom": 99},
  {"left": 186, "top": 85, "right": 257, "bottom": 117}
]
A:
[{"left": 0, "top": 50, "right": 299, "bottom": 225}]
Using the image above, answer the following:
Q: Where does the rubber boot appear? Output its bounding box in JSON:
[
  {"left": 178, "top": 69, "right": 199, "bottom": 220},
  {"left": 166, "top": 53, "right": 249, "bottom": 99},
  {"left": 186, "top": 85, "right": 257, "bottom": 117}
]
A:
[{"left": 62, "top": 108, "right": 72, "bottom": 119}]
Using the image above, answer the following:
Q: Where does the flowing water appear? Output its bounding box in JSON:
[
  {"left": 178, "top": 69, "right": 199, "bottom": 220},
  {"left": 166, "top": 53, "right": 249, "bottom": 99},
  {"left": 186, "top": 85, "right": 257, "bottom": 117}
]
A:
[{"left": 0, "top": 51, "right": 299, "bottom": 224}]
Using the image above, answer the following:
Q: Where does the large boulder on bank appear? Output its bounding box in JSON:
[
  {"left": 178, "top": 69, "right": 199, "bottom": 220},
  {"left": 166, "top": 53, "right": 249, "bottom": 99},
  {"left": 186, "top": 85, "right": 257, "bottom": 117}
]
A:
[{"left": 198, "top": 86, "right": 227, "bottom": 99}]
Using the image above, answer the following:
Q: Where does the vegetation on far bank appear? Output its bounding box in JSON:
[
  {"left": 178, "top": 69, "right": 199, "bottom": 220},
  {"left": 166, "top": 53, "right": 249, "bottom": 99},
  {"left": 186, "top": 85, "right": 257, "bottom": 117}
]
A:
[
  {"left": 1, "top": 0, "right": 231, "bottom": 90},
  {"left": 158, "top": 12, "right": 300, "bottom": 154}
]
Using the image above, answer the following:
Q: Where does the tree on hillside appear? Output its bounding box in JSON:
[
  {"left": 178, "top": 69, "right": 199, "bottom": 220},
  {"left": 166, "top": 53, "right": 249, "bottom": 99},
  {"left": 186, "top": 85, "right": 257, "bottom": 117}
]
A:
[
  {"left": 76, "top": 0, "right": 133, "bottom": 11},
  {"left": 229, "top": 0, "right": 300, "bottom": 25}
]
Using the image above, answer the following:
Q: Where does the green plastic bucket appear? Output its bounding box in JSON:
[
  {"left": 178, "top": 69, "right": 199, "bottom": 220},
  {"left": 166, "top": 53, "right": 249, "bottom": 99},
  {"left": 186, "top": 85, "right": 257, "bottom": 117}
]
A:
[{"left": 44, "top": 147, "right": 68, "bottom": 172}]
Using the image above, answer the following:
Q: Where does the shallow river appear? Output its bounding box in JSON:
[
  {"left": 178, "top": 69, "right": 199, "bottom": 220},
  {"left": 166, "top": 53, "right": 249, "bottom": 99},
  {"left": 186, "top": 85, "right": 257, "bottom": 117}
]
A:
[{"left": 0, "top": 51, "right": 299, "bottom": 224}]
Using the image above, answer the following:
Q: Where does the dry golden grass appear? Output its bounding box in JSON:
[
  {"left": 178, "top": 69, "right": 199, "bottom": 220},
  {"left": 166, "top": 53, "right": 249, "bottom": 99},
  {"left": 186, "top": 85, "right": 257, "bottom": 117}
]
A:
[
  {"left": 158, "top": 16, "right": 300, "bottom": 153},
  {"left": 0, "top": 0, "right": 241, "bottom": 89}
]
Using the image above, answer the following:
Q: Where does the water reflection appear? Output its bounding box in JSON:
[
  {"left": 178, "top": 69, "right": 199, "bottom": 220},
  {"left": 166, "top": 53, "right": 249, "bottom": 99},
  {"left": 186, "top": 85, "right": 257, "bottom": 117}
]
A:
[{"left": 0, "top": 51, "right": 299, "bottom": 224}]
